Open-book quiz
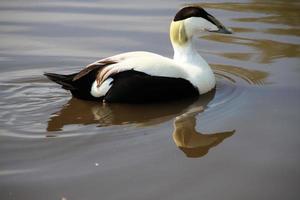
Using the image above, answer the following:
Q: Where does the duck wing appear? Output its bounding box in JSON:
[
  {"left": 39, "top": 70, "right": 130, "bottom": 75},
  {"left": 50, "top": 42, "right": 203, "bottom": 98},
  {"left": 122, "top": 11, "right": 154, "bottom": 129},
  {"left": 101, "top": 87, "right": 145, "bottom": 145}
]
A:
[{"left": 73, "top": 59, "right": 117, "bottom": 81}]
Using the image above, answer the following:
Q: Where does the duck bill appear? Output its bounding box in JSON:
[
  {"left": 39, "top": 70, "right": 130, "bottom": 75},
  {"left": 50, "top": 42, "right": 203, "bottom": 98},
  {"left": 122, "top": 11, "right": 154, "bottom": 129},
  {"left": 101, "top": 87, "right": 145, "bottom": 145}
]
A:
[
  {"left": 212, "top": 26, "right": 232, "bottom": 34},
  {"left": 207, "top": 15, "right": 232, "bottom": 34}
]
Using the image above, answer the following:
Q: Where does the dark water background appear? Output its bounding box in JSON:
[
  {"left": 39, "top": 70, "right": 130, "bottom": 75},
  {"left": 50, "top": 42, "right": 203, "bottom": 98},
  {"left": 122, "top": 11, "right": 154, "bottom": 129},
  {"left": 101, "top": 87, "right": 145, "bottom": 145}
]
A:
[{"left": 0, "top": 0, "right": 299, "bottom": 199}]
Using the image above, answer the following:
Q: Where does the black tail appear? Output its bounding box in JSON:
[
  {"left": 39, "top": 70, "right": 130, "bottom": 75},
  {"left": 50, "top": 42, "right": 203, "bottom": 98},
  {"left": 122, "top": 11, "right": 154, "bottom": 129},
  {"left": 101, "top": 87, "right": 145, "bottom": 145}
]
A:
[
  {"left": 44, "top": 72, "right": 77, "bottom": 90},
  {"left": 44, "top": 72, "right": 100, "bottom": 100}
]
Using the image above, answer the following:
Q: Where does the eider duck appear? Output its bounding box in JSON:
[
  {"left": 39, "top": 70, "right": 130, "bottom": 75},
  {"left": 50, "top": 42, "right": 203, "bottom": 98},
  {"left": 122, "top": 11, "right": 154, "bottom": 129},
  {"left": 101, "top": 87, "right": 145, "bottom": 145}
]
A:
[{"left": 45, "top": 6, "right": 231, "bottom": 103}]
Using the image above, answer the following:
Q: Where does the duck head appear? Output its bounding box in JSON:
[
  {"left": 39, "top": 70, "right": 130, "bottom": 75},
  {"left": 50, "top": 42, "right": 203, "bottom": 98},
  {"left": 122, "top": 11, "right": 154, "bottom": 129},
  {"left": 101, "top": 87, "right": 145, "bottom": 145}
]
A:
[{"left": 170, "top": 6, "right": 232, "bottom": 46}]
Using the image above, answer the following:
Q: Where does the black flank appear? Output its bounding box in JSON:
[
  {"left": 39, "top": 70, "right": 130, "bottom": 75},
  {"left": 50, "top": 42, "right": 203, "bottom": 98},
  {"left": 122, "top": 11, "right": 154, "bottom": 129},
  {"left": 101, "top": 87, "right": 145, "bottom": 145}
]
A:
[
  {"left": 45, "top": 69, "right": 200, "bottom": 103},
  {"left": 104, "top": 70, "right": 199, "bottom": 103}
]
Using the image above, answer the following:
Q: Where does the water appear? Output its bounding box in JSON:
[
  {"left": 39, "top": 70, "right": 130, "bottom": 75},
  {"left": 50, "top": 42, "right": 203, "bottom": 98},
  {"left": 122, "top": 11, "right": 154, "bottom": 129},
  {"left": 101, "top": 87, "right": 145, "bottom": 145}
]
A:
[{"left": 0, "top": 0, "right": 299, "bottom": 199}]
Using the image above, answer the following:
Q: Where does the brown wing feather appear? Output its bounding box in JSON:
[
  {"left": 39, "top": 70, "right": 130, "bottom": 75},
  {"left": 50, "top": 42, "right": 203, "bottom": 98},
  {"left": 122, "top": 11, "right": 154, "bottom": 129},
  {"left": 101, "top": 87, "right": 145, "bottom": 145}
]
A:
[{"left": 72, "top": 60, "right": 117, "bottom": 81}]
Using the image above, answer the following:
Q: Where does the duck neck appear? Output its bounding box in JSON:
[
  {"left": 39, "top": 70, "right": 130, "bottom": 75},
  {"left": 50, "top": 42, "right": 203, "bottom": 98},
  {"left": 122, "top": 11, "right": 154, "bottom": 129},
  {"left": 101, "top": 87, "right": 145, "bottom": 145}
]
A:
[
  {"left": 169, "top": 21, "right": 216, "bottom": 93},
  {"left": 172, "top": 39, "right": 216, "bottom": 94},
  {"left": 172, "top": 37, "right": 208, "bottom": 67},
  {"left": 172, "top": 38, "right": 200, "bottom": 65}
]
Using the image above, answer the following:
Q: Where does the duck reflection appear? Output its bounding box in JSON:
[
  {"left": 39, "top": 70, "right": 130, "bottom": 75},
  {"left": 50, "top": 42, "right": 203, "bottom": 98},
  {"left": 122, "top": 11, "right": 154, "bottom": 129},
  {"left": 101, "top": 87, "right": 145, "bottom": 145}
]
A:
[
  {"left": 47, "top": 90, "right": 234, "bottom": 158},
  {"left": 47, "top": 96, "right": 201, "bottom": 131},
  {"left": 173, "top": 106, "right": 234, "bottom": 158}
]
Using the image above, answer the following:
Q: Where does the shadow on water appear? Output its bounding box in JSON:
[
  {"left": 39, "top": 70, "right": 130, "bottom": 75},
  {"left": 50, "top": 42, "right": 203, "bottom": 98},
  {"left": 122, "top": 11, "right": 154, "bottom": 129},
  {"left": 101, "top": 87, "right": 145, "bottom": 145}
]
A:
[{"left": 47, "top": 90, "right": 234, "bottom": 158}]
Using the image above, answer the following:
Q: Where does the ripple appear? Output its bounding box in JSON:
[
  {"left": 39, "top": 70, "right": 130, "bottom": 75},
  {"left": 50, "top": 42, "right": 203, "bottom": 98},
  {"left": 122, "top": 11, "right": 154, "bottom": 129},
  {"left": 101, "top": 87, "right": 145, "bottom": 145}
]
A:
[{"left": 208, "top": 64, "right": 268, "bottom": 110}]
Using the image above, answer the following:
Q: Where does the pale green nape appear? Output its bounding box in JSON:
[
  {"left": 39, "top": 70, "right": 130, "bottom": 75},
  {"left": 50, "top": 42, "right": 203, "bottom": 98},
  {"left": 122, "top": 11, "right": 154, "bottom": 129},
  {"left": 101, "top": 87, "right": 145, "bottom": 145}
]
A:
[{"left": 170, "top": 21, "right": 188, "bottom": 46}]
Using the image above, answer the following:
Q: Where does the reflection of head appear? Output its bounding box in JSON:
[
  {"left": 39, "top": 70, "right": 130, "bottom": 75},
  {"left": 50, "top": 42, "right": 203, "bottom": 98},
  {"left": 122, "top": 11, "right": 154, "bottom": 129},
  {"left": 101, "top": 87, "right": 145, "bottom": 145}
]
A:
[
  {"left": 178, "top": 146, "right": 209, "bottom": 158},
  {"left": 173, "top": 108, "right": 234, "bottom": 158},
  {"left": 176, "top": 132, "right": 234, "bottom": 158}
]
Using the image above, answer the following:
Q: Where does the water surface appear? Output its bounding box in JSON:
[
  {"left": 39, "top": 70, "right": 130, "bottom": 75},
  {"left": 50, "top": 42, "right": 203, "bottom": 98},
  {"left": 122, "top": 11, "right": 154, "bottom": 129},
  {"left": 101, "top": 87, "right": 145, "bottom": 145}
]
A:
[{"left": 0, "top": 0, "right": 299, "bottom": 200}]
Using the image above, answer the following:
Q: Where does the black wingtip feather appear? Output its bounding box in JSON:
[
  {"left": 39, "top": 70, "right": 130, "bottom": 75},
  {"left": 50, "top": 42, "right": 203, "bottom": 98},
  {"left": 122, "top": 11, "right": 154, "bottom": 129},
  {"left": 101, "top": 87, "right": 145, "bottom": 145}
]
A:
[{"left": 44, "top": 72, "right": 76, "bottom": 90}]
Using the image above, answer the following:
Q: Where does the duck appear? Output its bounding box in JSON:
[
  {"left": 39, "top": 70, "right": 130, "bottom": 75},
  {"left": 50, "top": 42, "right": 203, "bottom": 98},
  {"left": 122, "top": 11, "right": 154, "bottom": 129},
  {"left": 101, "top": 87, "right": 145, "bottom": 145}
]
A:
[{"left": 45, "top": 6, "right": 231, "bottom": 103}]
